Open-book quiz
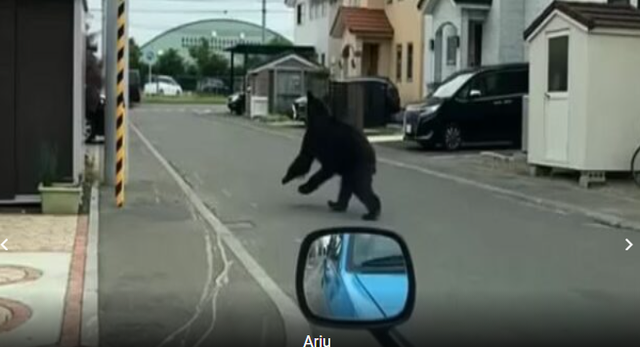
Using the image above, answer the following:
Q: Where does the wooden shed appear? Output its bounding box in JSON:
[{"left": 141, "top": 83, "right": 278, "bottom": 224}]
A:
[{"left": 246, "top": 53, "right": 328, "bottom": 116}]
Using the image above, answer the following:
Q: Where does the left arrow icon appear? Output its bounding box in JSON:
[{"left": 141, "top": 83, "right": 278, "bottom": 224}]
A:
[{"left": 1, "top": 239, "right": 7, "bottom": 251}]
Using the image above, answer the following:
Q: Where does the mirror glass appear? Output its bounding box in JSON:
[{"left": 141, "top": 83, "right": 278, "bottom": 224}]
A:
[{"left": 302, "top": 233, "right": 409, "bottom": 322}]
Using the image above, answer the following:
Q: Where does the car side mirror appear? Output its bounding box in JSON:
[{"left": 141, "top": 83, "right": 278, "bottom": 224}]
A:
[
  {"left": 469, "top": 89, "right": 482, "bottom": 98},
  {"left": 295, "top": 227, "right": 416, "bottom": 329}
]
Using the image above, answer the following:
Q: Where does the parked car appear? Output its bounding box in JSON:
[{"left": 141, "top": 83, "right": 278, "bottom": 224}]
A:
[
  {"left": 129, "top": 70, "right": 142, "bottom": 103},
  {"left": 197, "top": 78, "right": 226, "bottom": 95},
  {"left": 291, "top": 95, "right": 307, "bottom": 122},
  {"left": 227, "top": 92, "right": 245, "bottom": 115},
  {"left": 144, "top": 75, "right": 183, "bottom": 96},
  {"left": 318, "top": 233, "right": 408, "bottom": 319},
  {"left": 85, "top": 93, "right": 105, "bottom": 143},
  {"left": 403, "top": 63, "right": 529, "bottom": 150}
]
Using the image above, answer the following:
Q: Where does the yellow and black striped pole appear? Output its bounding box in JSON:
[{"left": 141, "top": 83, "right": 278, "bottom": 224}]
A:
[{"left": 115, "top": 0, "right": 126, "bottom": 208}]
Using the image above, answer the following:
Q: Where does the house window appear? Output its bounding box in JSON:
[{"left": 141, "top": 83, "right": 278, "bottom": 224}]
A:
[
  {"left": 396, "top": 44, "right": 402, "bottom": 82},
  {"left": 321, "top": 53, "right": 326, "bottom": 66},
  {"left": 446, "top": 36, "right": 458, "bottom": 66},
  {"left": 297, "top": 4, "right": 304, "bottom": 25},
  {"left": 406, "top": 43, "right": 413, "bottom": 82},
  {"left": 548, "top": 35, "right": 569, "bottom": 92}
]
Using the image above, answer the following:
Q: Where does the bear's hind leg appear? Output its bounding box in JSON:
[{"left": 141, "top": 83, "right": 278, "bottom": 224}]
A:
[
  {"left": 328, "top": 177, "right": 352, "bottom": 212},
  {"left": 351, "top": 172, "right": 381, "bottom": 221}
]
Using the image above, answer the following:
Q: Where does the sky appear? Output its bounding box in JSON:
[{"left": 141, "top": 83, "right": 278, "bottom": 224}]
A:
[{"left": 87, "top": 0, "right": 294, "bottom": 47}]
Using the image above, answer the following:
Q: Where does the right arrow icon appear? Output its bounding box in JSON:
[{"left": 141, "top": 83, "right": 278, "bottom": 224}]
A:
[{"left": 626, "top": 239, "right": 633, "bottom": 251}]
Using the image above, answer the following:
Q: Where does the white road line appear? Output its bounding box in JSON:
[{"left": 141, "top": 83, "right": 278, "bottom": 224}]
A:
[
  {"left": 366, "top": 134, "right": 404, "bottom": 143},
  {"left": 132, "top": 123, "right": 311, "bottom": 347}
]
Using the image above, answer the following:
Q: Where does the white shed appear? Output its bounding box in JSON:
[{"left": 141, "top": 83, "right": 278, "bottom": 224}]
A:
[{"left": 524, "top": 1, "right": 640, "bottom": 185}]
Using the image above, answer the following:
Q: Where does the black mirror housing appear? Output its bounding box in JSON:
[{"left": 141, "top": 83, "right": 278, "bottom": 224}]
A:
[{"left": 295, "top": 227, "right": 417, "bottom": 330}]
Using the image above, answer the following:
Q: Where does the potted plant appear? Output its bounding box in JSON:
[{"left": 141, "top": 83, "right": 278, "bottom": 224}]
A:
[{"left": 38, "top": 144, "right": 82, "bottom": 215}]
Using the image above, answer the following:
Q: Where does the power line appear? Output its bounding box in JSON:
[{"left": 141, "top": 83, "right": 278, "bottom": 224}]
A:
[{"left": 88, "top": 8, "right": 291, "bottom": 14}]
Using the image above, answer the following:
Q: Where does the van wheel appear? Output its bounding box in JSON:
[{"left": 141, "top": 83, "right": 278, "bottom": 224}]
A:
[{"left": 443, "top": 124, "right": 462, "bottom": 151}]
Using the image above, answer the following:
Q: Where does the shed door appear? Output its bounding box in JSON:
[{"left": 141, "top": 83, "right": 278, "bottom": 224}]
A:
[
  {"left": 0, "top": 0, "right": 16, "bottom": 199},
  {"left": 544, "top": 34, "right": 570, "bottom": 162}
]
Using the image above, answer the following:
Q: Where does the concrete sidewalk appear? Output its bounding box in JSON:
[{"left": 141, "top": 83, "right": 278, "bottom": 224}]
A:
[
  {"left": 0, "top": 186, "right": 99, "bottom": 347},
  {"left": 377, "top": 147, "right": 640, "bottom": 231}
]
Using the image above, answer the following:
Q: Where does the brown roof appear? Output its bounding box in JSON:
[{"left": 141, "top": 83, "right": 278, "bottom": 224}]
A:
[
  {"left": 330, "top": 7, "right": 394, "bottom": 38},
  {"left": 525, "top": 1, "right": 640, "bottom": 39}
]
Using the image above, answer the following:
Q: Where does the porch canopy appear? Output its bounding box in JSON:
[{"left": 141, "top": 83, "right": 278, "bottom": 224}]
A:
[
  {"left": 330, "top": 6, "right": 394, "bottom": 39},
  {"left": 224, "top": 44, "right": 316, "bottom": 93}
]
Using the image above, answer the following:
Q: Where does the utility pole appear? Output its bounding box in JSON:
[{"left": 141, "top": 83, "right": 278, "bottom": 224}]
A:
[
  {"left": 104, "top": 0, "right": 130, "bottom": 203},
  {"left": 261, "top": 0, "right": 266, "bottom": 44}
]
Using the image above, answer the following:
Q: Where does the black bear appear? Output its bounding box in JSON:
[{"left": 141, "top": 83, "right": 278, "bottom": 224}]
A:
[{"left": 281, "top": 91, "right": 381, "bottom": 221}]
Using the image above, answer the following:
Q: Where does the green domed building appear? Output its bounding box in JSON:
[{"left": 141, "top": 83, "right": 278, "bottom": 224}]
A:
[{"left": 141, "top": 19, "right": 291, "bottom": 63}]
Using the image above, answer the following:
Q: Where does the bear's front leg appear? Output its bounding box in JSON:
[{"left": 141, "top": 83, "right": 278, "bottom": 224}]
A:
[{"left": 298, "top": 167, "right": 334, "bottom": 195}]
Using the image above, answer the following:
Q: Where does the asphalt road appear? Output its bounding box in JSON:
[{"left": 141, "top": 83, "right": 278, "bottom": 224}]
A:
[{"left": 112, "top": 104, "right": 640, "bottom": 347}]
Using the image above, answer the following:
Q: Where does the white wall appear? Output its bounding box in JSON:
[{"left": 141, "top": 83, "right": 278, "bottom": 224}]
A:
[
  {"left": 292, "top": 0, "right": 334, "bottom": 68},
  {"left": 498, "top": 0, "right": 525, "bottom": 63},
  {"left": 73, "top": 0, "right": 86, "bottom": 183},
  {"left": 427, "top": 0, "right": 462, "bottom": 84},
  {"left": 584, "top": 30, "right": 640, "bottom": 170}
]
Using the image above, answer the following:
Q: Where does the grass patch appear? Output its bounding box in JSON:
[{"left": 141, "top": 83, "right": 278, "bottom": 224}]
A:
[{"left": 143, "top": 94, "right": 227, "bottom": 105}]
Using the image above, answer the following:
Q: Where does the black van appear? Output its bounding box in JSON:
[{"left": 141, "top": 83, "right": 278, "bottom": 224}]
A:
[{"left": 403, "top": 63, "right": 528, "bottom": 150}]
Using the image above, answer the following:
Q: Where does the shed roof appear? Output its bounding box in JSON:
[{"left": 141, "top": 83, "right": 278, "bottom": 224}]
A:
[
  {"left": 248, "top": 53, "right": 323, "bottom": 74},
  {"left": 524, "top": 1, "right": 640, "bottom": 39},
  {"left": 330, "top": 7, "right": 394, "bottom": 38}
]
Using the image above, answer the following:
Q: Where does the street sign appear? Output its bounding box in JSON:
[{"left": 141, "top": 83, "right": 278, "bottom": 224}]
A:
[{"left": 143, "top": 50, "right": 157, "bottom": 64}]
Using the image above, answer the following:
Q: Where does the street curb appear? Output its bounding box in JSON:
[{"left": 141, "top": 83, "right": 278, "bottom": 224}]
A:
[
  {"left": 81, "top": 185, "right": 99, "bottom": 347},
  {"left": 379, "top": 157, "right": 640, "bottom": 232},
  {"left": 221, "top": 115, "right": 640, "bottom": 233}
]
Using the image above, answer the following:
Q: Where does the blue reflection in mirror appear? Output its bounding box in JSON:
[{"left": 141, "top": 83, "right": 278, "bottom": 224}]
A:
[{"left": 303, "top": 233, "right": 409, "bottom": 321}]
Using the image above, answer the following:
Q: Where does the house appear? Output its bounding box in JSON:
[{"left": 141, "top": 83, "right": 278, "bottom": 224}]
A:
[
  {"left": 384, "top": 0, "right": 426, "bottom": 102},
  {"left": 285, "top": 0, "right": 343, "bottom": 69},
  {"left": 287, "top": 0, "right": 426, "bottom": 105},
  {"left": 246, "top": 53, "right": 328, "bottom": 115},
  {"left": 0, "top": 0, "right": 87, "bottom": 202},
  {"left": 418, "top": 0, "right": 639, "bottom": 89}
]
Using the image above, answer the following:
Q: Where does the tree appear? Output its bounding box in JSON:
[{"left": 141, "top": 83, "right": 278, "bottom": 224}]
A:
[
  {"left": 268, "top": 36, "right": 292, "bottom": 46},
  {"left": 129, "top": 38, "right": 143, "bottom": 71},
  {"left": 156, "top": 48, "right": 185, "bottom": 77},
  {"left": 188, "top": 38, "right": 229, "bottom": 78},
  {"left": 85, "top": 34, "right": 102, "bottom": 114}
]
